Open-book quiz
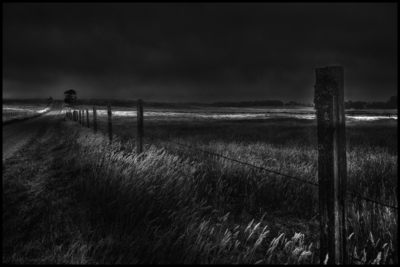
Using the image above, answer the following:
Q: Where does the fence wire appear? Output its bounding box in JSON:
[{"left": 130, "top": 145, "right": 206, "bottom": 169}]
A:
[
  {"left": 64, "top": 109, "right": 398, "bottom": 211},
  {"left": 145, "top": 132, "right": 398, "bottom": 211},
  {"left": 146, "top": 132, "right": 319, "bottom": 187}
]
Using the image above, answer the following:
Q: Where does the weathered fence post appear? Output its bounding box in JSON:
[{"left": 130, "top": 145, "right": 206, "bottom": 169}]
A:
[
  {"left": 314, "top": 66, "right": 348, "bottom": 264},
  {"left": 82, "top": 110, "right": 84, "bottom": 125},
  {"left": 137, "top": 99, "right": 144, "bottom": 154},
  {"left": 86, "top": 109, "right": 89, "bottom": 127},
  {"left": 73, "top": 110, "right": 76, "bottom": 121},
  {"left": 93, "top": 107, "right": 97, "bottom": 133},
  {"left": 79, "top": 110, "right": 82, "bottom": 124},
  {"left": 81, "top": 110, "right": 84, "bottom": 125},
  {"left": 108, "top": 103, "right": 113, "bottom": 144}
]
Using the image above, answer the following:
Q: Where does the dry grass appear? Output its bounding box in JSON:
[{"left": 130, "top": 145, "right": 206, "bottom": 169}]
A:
[
  {"left": 66, "top": 104, "right": 397, "bottom": 263},
  {"left": 3, "top": 103, "right": 397, "bottom": 264}
]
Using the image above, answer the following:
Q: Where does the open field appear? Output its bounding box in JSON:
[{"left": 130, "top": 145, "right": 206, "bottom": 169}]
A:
[
  {"left": 2, "top": 99, "right": 52, "bottom": 124},
  {"left": 3, "top": 101, "right": 397, "bottom": 264}
]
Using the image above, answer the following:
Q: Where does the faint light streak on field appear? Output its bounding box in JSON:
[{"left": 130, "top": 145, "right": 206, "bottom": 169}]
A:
[
  {"left": 93, "top": 110, "right": 398, "bottom": 121},
  {"left": 346, "top": 116, "right": 397, "bottom": 121},
  {"left": 2, "top": 107, "right": 50, "bottom": 113}
]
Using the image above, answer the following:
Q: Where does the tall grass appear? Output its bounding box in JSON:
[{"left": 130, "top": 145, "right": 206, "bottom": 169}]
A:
[
  {"left": 62, "top": 107, "right": 397, "bottom": 264},
  {"left": 37, "top": 121, "right": 320, "bottom": 263},
  {"left": 4, "top": 105, "right": 396, "bottom": 263}
]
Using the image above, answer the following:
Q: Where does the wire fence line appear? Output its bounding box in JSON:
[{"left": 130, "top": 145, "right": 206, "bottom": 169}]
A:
[
  {"left": 347, "top": 192, "right": 398, "bottom": 211},
  {"left": 145, "top": 132, "right": 398, "bottom": 211},
  {"left": 144, "top": 130, "right": 395, "bottom": 265},
  {"left": 64, "top": 108, "right": 398, "bottom": 212},
  {"left": 146, "top": 132, "right": 320, "bottom": 187}
]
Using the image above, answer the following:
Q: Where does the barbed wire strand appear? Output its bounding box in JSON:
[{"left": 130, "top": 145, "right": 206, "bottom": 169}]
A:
[
  {"left": 146, "top": 132, "right": 319, "bottom": 187},
  {"left": 69, "top": 109, "right": 397, "bottom": 211},
  {"left": 145, "top": 132, "right": 398, "bottom": 211},
  {"left": 347, "top": 192, "right": 398, "bottom": 210}
]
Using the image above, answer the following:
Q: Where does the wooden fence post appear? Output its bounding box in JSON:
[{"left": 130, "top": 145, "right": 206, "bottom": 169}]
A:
[
  {"left": 93, "top": 107, "right": 97, "bottom": 133},
  {"left": 137, "top": 99, "right": 144, "bottom": 154},
  {"left": 86, "top": 109, "right": 89, "bottom": 127},
  {"left": 79, "top": 110, "right": 82, "bottom": 124},
  {"left": 108, "top": 103, "right": 113, "bottom": 144},
  {"left": 314, "top": 66, "right": 348, "bottom": 264},
  {"left": 82, "top": 110, "right": 84, "bottom": 125}
]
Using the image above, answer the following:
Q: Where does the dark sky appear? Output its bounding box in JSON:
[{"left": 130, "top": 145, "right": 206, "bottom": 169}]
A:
[{"left": 3, "top": 3, "right": 397, "bottom": 103}]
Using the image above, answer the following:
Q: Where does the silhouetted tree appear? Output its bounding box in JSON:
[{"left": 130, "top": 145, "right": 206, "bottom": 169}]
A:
[{"left": 64, "top": 89, "right": 77, "bottom": 104}]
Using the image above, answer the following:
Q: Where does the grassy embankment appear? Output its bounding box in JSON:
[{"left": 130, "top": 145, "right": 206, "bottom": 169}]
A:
[
  {"left": 3, "top": 104, "right": 397, "bottom": 264},
  {"left": 2, "top": 99, "right": 52, "bottom": 124}
]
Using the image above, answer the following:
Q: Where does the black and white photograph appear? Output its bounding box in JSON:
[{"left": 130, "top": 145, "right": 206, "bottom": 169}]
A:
[{"left": 3, "top": 2, "right": 397, "bottom": 264}]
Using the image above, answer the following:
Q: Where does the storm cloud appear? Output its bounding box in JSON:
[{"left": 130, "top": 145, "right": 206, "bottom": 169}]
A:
[{"left": 3, "top": 3, "right": 397, "bottom": 103}]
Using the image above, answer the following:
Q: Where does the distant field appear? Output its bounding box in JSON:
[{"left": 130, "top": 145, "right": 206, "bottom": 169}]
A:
[
  {"left": 68, "top": 100, "right": 397, "bottom": 125},
  {"left": 4, "top": 99, "right": 396, "bottom": 263}
]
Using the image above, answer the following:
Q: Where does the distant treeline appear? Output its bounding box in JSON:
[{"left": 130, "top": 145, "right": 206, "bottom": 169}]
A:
[
  {"left": 211, "top": 100, "right": 285, "bottom": 107},
  {"left": 210, "top": 95, "right": 397, "bottom": 109},
  {"left": 211, "top": 100, "right": 313, "bottom": 107},
  {"left": 345, "top": 95, "right": 397, "bottom": 109}
]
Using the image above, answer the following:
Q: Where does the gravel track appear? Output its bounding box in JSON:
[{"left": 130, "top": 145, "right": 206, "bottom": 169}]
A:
[{"left": 2, "top": 100, "right": 64, "bottom": 161}]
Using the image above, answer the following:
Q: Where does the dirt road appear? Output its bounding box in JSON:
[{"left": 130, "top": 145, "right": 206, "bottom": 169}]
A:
[{"left": 2, "top": 100, "right": 64, "bottom": 161}]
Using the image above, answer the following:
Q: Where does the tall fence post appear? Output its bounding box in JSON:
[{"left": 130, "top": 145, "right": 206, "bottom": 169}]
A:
[
  {"left": 86, "top": 109, "right": 89, "bottom": 127},
  {"left": 82, "top": 110, "right": 84, "bottom": 125},
  {"left": 93, "top": 107, "right": 97, "bottom": 133},
  {"left": 108, "top": 103, "right": 112, "bottom": 144},
  {"left": 79, "top": 110, "right": 82, "bottom": 124},
  {"left": 314, "top": 66, "right": 348, "bottom": 264},
  {"left": 74, "top": 110, "right": 77, "bottom": 122},
  {"left": 137, "top": 99, "right": 144, "bottom": 154},
  {"left": 81, "top": 109, "right": 84, "bottom": 125}
]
